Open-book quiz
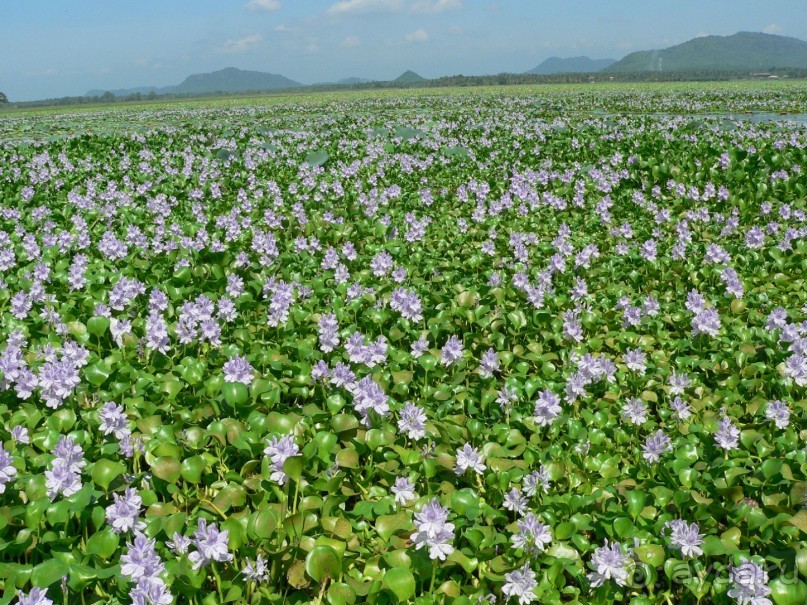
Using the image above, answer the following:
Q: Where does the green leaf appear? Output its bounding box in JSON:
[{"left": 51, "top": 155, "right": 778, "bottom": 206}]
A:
[
  {"left": 222, "top": 382, "right": 250, "bottom": 406},
  {"left": 85, "top": 362, "right": 111, "bottom": 386},
  {"left": 284, "top": 456, "right": 304, "bottom": 483},
  {"left": 383, "top": 567, "right": 416, "bottom": 602},
  {"left": 305, "top": 545, "right": 342, "bottom": 583},
  {"left": 87, "top": 316, "right": 110, "bottom": 337},
  {"left": 376, "top": 512, "right": 410, "bottom": 541},
  {"left": 31, "top": 559, "right": 70, "bottom": 587},
  {"left": 150, "top": 456, "right": 181, "bottom": 484},
  {"left": 635, "top": 544, "right": 665, "bottom": 568},
  {"left": 85, "top": 527, "right": 120, "bottom": 559},
  {"left": 180, "top": 455, "right": 207, "bottom": 484},
  {"left": 327, "top": 582, "right": 357, "bottom": 605},
  {"left": 613, "top": 517, "right": 634, "bottom": 539},
  {"left": 305, "top": 149, "right": 329, "bottom": 167},
  {"left": 91, "top": 459, "right": 126, "bottom": 491}
]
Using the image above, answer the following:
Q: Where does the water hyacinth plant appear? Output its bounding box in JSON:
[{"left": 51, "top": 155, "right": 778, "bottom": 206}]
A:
[{"left": 0, "top": 84, "right": 805, "bottom": 604}]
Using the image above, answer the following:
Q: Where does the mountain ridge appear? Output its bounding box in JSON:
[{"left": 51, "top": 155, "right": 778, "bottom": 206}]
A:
[
  {"left": 525, "top": 56, "right": 616, "bottom": 75},
  {"left": 607, "top": 31, "right": 807, "bottom": 72},
  {"left": 86, "top": 67, "right": 302, "bottom": 97}
]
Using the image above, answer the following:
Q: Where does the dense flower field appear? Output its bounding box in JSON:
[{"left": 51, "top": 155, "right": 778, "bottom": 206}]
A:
[{"left": 0, "top": 86, "right": 805, "bottom": 605}]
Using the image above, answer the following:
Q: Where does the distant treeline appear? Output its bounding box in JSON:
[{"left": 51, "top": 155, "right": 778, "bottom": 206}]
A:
[{"left": 8, "top": 68, "right": 807, "bottom": 108}]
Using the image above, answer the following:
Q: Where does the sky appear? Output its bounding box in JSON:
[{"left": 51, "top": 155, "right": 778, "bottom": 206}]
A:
[{"left": 2, "top": 0, "right": 806, "bottom": 101}]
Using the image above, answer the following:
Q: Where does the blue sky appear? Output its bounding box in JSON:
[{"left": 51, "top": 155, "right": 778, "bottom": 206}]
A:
[{"left": 2, "top": 0, "right": 806, "bottom": 101}]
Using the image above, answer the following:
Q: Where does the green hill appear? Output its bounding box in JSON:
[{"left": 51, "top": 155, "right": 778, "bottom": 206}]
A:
[
  {"left": 607, "top": 32, "right": 807, "bottom": 73},
  {"left": 166, "top": 67, "right": 301, "bottom": 94},
  {"left": 526, "top": 56, "right": 616, "bottom": 74},
  {"left": 393, "top": 70, "right": 426, "bottom": 83}
]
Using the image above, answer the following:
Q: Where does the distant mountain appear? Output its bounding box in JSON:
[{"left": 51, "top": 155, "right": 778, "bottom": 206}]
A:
[
  {"left": 607, "top": 32, "right": 807, "bottom": 72},
  {"left": 165, "top": 67, "right": 301, "bottom": 94},
  {"left": 86, "top": 86, "right": 159, "bottom": 97},
  {"left": 525, "top": 56, "right": 616, "bottom": 75},
  {"left": 85, "top": 67, "right": 301, "bottom": 97},
  {"left": 338, "top": 77, "right": 374, "bottom": 84},
  {"left": 393, "top": 70, "right": 426, "bottom": 83}
]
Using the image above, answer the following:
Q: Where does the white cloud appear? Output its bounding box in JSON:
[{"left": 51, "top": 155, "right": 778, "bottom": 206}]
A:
[
  {"left": 25, "top": 68, "right": 59, "bottom": 77},
  {"left": 340, "top": 35, "right": 361, "bottom": 48},
  {"left": 410, "top": 0, "right": 461, "bottom": 14},
  {"left": 326, "top": 0, "right": 460, "bottom": 15},
  {"left": 220, "top": 33, "right": 263, "bottom": 54},
  {"left": 763, "top": 24, "right": 783, "bottom": 34},
  {"left": 405, "top": 28, "right": 429, "bottom": 42},
  {"left": 306, "top": 42, "right": 321, "bottom": 54},
  {"left": 327, "top": 0, "right": 401, "bottom": 14},
  {"left": 449, "top": 25, "right": 462, "bottom": 34},
  {"left": 245, "top": 0, "right": 281, "bottom": 12}
]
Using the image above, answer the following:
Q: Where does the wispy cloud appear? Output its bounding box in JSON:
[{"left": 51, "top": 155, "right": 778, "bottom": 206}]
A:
[
  {"left": 762, "top": 23, "right": 783, "bottom": 34},
  {"left": 340, "top": 35, "right": 361, "bottom": 48},
  {"left": 245, "top": 0, "right": 281, "bottom": 12},
  {"left": 219, "top": 33, "right": 263, "bottom": 54},
  {"left": 327, "top": 0, "right": 401, "bottom": 14},
  {"left": 410, "top": 0, "right": 461, "bottom": 14},
  {"left": 25, "top": 68, "right": 59, "bottom": 77},
  {"left": 404, "top": 28, "right": 429, "bottom": 42},
  {"left": 326, "top": 0, "right": 460, "bottom": 15}
]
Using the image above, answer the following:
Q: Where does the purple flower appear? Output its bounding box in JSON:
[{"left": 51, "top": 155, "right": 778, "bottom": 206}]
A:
[
  {"left": 623, "top": 348, "right": 647, "bottom": 373},
  {"left": 120, "top": 532, "right": 165, "bottom": 581},
  {"left": 477, "top": 348, "right": 500, "bottom": 378},
  {"left": 391, "top": 477, "right": 417, "bottom": 505},
  {"left": 351, "top": 376, "right": 390, "bottom": 426},
  {"left": 668, "top": 371, "right": 691, "bottom": 395},
  {"left": 503, "top": 563, "right": 538, "bottom": 604},
  {"left": 15, "top": 588, "right": 53, "bottom": 605},
  {"left": 410, "top": 336, "right": 429, "bottom": 358},
  {"left": 370, "top": 251, "right": 394, "bottom": 276},
  {"left": 45, "top": 436, "right": 85, "bottom": 500},
  {"left": 264, "top": 435, "right": 300, "bottom": 486},
  {"left": 441, "top": 335, "right": 464, "bottom": 366},
  {"left": 522, "top": 467, "right": 551, "bottom": 496},
  {"left": 670, "top": 396, "right": 692, "bottom": 421},
  {"left": 390, "top": 288, "right": 423, "bottom": 322},
  {"left": 106, "top": 487, "right": 145, "bottom": 534},
  {"left": 130, "top": 577, "right": 173, "bottom": 605},
  {"left": 665, "top": 519, "right": 704, "bottom": 558},
  {"left": 99, "top": 401, "right": 130, "bottom": 439},
  {"left": 454, "top": 443, "right": 485, "bottom": 476},
  {"left": 728, "top": 558, "right": 772, "bottom": 605},
  {"left": 0, "top": 443, "right": 16, "bottom": 494},
  {"left": 10, "top": 426, "right": 29, "bottom": 444},
  {"left": 503, "top": 488, "right": 529, "bottom": 515},
  {"left": 642, "top": 430, "right": 672, "bottom": 463},
  {"left": 497, "top": 385, "right": 518, "bottom": 413},
  {"left": 411, "top": 498, "right": 455, "bottom": 561},
  {"left": 621, "top": 398, "right": 648, "bottom": 425},
  {"left": 692, "top": 308, "right": 721, "bottom": 337},
  {"left": 587, "top": 539, "right": 632, "bottom": 588},
  {"left": 398, "top": 402, "right": 427, "bottom": 441},
  {"left": 318, "top": 313, "right": 340, "bottom": 353},
  {"left": 511, "top": 512, "right": 552, "bottom": 555},
  {"left": 222, "top": 355, "right": 255, "bottom": 385},
  {"left": 765, "top": 400, "right": 790, "bottom": 429},
  {"left": 243, "top": 555, "right": 270, "bottom": 585},
  {"left": 715, "top": 415, "right": 740, "bottom": 450},
  {"left": 533, "top": 389, "right": 562, "bottom": 427},
  {"left": 166, "top": 532, "right": 192, "bottom": 555},
  {"left": 189, "top": 518, "right": 233, "bottom": 570},
  {"left": 37, "top": 359, "right": 80, "bottom": 409}
]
